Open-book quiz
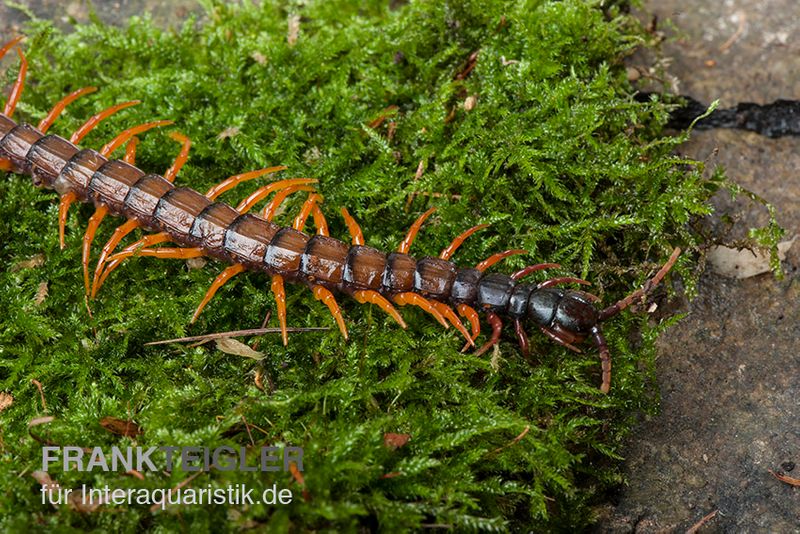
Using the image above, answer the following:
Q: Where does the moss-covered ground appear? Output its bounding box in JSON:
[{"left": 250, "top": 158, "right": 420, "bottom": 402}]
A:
[{"left": 0, "top": 1, "right": 780, "bottom": 531}]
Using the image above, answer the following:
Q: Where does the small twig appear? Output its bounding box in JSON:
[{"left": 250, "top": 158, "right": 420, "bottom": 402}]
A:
[
  {"left": 490, "top": 425, "right": 530, "bottom": 455},
  {"left": 241, "top": 415, "right": 256, "bottom": 447},
  {"left": 150, "top": 471, "right": 202, "bottom": 512},
  {"left": 769, "top": 469, "right": 800, "bottom": 487},
  {"left": 719, "top": 11, "right": 746, "bottom": 52},
  {"left": 31, "top": 379, "right": 47, "bottom": 412},
  {"left": 144, "top": 327, "right": 329, "bottom": 346},
  {"left": 686, "top": 509, "right": 718, "bottom": 534}
]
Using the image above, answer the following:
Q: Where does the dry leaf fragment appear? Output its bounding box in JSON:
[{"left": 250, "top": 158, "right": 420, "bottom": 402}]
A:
[
  {"left": 383, "top": 432, "right": 411, "bottom": 449},
  {"left": 34, "top": 281, "right": 48, "bottom": 305},
  {"left": 186, "top": 257, "right": 207, "bottom": 270},
  {"left": 708, "top": 238, "right": 795, "bottom": 278},
  {"left": 29, "top": 415, "right": 55, "bottom": 427},
  {"left": 0, "top": 392, "right": 12, "bottom": 412},
  {"left": 287, "top": 14, "right": 300, "bottom": 46},
  {"left": 216, "top": 338, "right": 265, "bottom": 360},
  {"left": 464, "top": 95, "right": 477, "bottom": 111},
  {"left": 11, "top": 254, "right": 44, "bottom": 272},
  {"left": 99, "top": 416, "right": 142, "bottom": 438},
  {"left": 217, "top": 126, "right": 241, "bottom": 140},
  {"left": 69, "top": 487, "right": 106, "bottom": 513},
  {"left": 251, "top": 51, "right": 267, "bottom": 65}
]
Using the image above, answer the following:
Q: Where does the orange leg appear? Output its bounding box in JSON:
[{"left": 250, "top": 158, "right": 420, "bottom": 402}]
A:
[
  {"left": 82, "top": 206, "right": 109, "bottom": 293},
  {"left": 392, "top": 292, "right": 449, "bottom": 329},
  {"left": 431, "top": 301, "right": 474, "bottom": 346},
  {"left": 293, "top": 193, "right": 323, "bottom": 232},
  {"left": 70, "top": 100, "right": 140, "bottom": 144},
  {"left": 340, "top": 207, "right": 364, "bottom": 245},
  {"left": 163, "top": 132, "right": 191, "bottom": 182},
  {"left": 352, "top": 290, "right": 406, "bottom": 328},
  {"left": 312, "top": 285, "right": 348, "bottom": 340},
  {"left": 235, "top": 179, "right": 317, "bottom": 213},
  {"left": 84, "top": 137, "right": 142, "bottom": 295},
  {"left": 262, "top": 184, "right": 313, "bottom": 221},
  {"left": 475, "top": 249, "right": 527, "bottom": 272},
  {"left": 0, "top": 37, "right": 24, "bottom": 59},
  {"left": 96, "top": 232, "right": 171, "bottom": 290},
  {"left": 91, "top": 219, "right": 139, "bottom": 298},
  {"left": 3, "top": 47, "right": 27, "bottom": 117},
  {"left": 439, "top": 224, "right": 489, "bottom": 260},
  {"left": 93, "top": 133, "right": 191, "bottom": 295},
  {"left": 100, "top": 120, "right": 173, "bottom": 157},
  {"left": 58, "top": 192, "right": 78, "bottom": 250},
  {"left": 456, "top": 303, "right": 481, "bottom": 343},
  {"left": 38, "top": 86, "right": 98, "bottom": 133},
  {"left": 271, "top": 275, "right": 289, "bottom": 346},
  {"left": 311, "top": 204, "right": 329, "bottom": 236},
  {"left": 397, "top": 206, "right": 436, "bottom": 254},
  {"left": 127, "top": 247, "right": 205, "bottom": 259},
  {"left": 191, "top": 264, "right": 246, "bottom": 323},
  {"left": 205, "top": 166, "right": 287, "bottom": 200}
]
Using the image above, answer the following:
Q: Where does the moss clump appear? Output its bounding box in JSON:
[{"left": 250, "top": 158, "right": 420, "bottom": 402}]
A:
[{"left": 0, "top": 0, "right": 779, "bottom": 531}]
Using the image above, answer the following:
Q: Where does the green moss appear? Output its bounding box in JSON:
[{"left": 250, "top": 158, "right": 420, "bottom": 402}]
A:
[{"left": 0, "top": 0, "right": 780, "bottom": 531}]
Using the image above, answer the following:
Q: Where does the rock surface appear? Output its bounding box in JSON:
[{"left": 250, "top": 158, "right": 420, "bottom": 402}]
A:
[{"left": 597, "top": 0, "right": 799, "bottom": 531}]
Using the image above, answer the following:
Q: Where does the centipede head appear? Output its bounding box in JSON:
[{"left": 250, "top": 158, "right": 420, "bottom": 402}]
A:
[{"left": 526, "top": 288, "right": 599, "bottom": 337}]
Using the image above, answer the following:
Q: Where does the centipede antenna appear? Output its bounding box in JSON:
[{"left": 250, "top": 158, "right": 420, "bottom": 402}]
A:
[{"left": 598, "top": 247, "right": 681, "bottom": 322}]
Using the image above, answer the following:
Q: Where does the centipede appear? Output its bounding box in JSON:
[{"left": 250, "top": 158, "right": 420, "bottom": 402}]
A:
[{"left": 0, "top": 37, "right": 680, "bottom": 393}]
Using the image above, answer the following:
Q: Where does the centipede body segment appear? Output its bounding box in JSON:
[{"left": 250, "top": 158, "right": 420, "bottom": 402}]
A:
[{"left": 0, "top": 38, "right": 681, "bottom": 393}]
